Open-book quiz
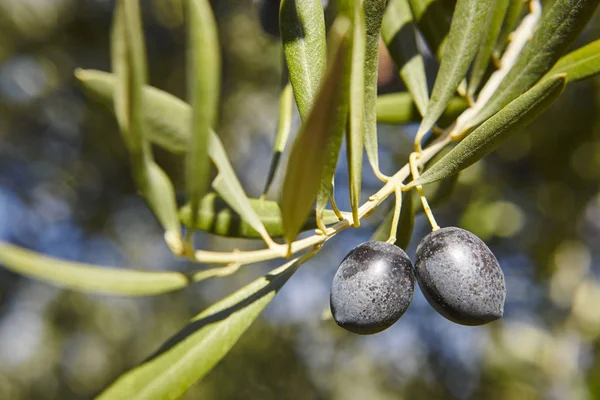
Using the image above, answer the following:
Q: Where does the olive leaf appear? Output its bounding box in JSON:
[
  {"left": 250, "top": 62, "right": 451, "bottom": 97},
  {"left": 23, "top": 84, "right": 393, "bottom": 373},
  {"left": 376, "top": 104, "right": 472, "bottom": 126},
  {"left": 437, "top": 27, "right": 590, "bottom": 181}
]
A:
[
  {"left": 468, "top": 0, "right": 510, "bottom": 98},
  {"left": 546, "top": 39, "right": 600, "bottom": 83},
  {"left": 472, "top": 0, "right": 600, "bottom": 128},
  {"left": 344, "top": 0, "right": 367, "bottom": 225},
  {"left": 282, "top": 17, "right": 351, "bottom": 244},
  {"left": 179, "top": 193, "right": 340, "bottom": 238},
  {"left": 281, "top": 0, "right": 327, "bottom": 121},
  {"left": 407, "top": 0, "right": 453, "bottom": 60},
  {"left": 409, "top": 74, "right": 567, "bottom": 187},
  {"left": 97, "top": 257, "right": 304, "bottom": 400},
  {"left": 0, "top": 241, "right": 239, "bottom": 296},
  {"left": 75, "top": 70, "right": 275, "bottom": 246},
  {"left": 262, "top": 81, "right": 294, "bottom": 197},
  {"left": 111, "top": 0, "right": 182, "bottom": 253},
  {"left": 185, "top": 0, "right": 220, "bottom": 237},
  {"left": 363, "top": 0, "right": 388, "bottom": 178},
  {"left": 376, "top": 92, "right": 467, "bottom": 125},
  {"left": 415, "top": 0, "right": 491, "bottom": 145},
  {"left": 382, "top": 0, "right": 429, "bottom": 116},
  {"left": 493, "top": 0, "right": 524, "bottom": 59}
]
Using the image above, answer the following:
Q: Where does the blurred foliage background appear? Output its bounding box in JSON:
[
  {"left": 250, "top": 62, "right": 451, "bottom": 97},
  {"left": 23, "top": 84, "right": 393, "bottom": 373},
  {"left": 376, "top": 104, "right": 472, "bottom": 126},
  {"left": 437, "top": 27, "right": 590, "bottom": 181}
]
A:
[{"left": 1, "top": 0, "right": 600, "bottom": 399}]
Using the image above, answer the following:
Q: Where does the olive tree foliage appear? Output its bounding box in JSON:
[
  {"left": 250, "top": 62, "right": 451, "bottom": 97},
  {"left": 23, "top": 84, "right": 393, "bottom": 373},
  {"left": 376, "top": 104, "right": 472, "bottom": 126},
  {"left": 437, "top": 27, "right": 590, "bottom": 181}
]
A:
[{"left": 0, "top": 0, "right": 600, "bottom": 398}]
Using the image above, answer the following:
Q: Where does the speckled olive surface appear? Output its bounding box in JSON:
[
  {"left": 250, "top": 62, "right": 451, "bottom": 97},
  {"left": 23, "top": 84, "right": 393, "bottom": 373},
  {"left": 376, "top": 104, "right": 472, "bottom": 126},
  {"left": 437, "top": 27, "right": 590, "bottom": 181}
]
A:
[
  {"left": 414, "top": 227, "right": 506, "bottom": 326},
  {"left": 330, "top": 241, "right": 415, "bottom": 335}
]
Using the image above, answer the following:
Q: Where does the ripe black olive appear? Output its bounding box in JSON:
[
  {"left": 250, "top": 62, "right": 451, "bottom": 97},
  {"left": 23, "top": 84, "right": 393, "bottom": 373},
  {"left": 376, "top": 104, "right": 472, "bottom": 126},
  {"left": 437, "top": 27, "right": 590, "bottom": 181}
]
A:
[
  {"left": 414, "top": 227, "right": 506, "bottom": 326},
  {"left": 330, "top": 241, "right": 415, "bottom": 335}
]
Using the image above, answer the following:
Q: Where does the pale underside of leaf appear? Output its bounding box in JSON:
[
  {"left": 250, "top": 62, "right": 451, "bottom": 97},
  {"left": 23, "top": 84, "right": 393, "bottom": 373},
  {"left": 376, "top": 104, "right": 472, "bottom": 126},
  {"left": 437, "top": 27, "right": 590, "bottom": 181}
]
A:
[
  {"left": 410, "top": 74, "right": 567, "bottom": 187},
  {"left": 97, "top": 257, "right": 303, "bottom": 400},
  {"left": 493, "top": 0, "right": 524, "bottom": 59}
]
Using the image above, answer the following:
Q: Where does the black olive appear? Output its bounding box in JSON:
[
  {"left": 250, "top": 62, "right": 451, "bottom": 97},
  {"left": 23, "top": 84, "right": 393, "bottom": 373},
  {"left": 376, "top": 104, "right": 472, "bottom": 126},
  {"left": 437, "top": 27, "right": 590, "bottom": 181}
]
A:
[
  {"left": 330, "top": 241, "right": 415, "bottom": 335},
  {"left": 414, "top": 227, "right": 506, "bottom": 326}
]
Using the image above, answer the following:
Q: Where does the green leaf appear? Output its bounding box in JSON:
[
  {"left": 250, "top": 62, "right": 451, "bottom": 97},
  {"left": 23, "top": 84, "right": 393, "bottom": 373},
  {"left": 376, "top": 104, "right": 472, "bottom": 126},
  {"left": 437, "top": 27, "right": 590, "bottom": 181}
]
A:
[
  {"left": 97, "top": 257, "right": 303, "bottom": 400},
  {"left": 262, "top": 81, "right": 294, "bottom": 197},
  {"left": 473, "top": 0, "right": 600, "bottom": 128},
  {"left": 111, "top": 0, "right": 182, "bottom": 252},
  {"left": 75, "top": 70, "right": 273, "bottom": 246},
  {"left": 382, "top": 0, "right": 429, "bottom": 116},
  {"left": 407, "top": 0, "right": 453, "bottom": 60},
  {"left": 546, "top": 39, "right": 600, "bottom": 83},
  {"left": 409, "top": 74, "right": 567, "bottom": 187},
  {"left": 185, "top": 0, "right": 221, "bottom": 236},
  {"left": 282, "top": 17, "right": 352, "bottom": 243},
  {"left": 280, "top": 0, "right": 327, "bottom": 121},
  {"left": 371, "top": 191, "right": 416, "bottom": 249},
  {"left": 0, "top": 242, "right": 186, "bottom": 296},
  {"left": 468, "top": 0, "right": 510, "bottom": 98},
  {"left": 345, "top": 0, "right": 366, "bottom": 225},
  {"left": 416, "top": 0, "right": 491, "bottom": 144},
  {"left": 179, "top": 192, "right": 340, "bottom": 238},
  {"left": 363, "top": 0, "right": 388, "bottom": 178},
  {"left": 493, "top": 0, "right": 524, "bottom": 59},
  {"left": 376, "top": 92, "right": 467, "bottom": 125}
]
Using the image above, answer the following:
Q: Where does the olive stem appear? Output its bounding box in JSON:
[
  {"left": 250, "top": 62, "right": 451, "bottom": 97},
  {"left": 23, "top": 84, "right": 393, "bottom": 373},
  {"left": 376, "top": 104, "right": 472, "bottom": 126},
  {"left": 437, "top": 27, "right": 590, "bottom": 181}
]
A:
[
  {"left": 386, "top": 185, "right": 403, "bottom": 244},
  {"left": 409, "top": 152, "right": 440, "bottom": 232}
]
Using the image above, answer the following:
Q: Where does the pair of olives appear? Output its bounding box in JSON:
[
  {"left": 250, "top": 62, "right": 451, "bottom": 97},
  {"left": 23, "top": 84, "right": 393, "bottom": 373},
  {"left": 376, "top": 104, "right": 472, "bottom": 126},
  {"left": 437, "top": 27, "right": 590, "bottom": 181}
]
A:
[{"left": 330, "top": 227, "right": 506, "bottom": 334}]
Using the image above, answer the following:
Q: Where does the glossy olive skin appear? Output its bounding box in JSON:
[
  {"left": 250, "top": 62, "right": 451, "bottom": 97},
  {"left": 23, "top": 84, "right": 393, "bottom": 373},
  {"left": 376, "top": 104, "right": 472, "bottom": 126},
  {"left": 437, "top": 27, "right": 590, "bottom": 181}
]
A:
[
  {"left": 415, "top": 227, "right": 506, "bottom": 326},
  {"left": 330, "top": 241, "right": 415, "bottom": 335}
]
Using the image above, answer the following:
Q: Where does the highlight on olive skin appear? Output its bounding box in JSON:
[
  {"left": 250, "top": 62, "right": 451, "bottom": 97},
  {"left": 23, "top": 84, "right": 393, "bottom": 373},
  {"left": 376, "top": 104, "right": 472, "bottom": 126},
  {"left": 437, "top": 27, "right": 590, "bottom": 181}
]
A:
[
  {"left": 414, "top": 227, "right": 506, "bottom": 326},
  {"left": 330, "top": 241, "right": 415, "bottom": 335}
]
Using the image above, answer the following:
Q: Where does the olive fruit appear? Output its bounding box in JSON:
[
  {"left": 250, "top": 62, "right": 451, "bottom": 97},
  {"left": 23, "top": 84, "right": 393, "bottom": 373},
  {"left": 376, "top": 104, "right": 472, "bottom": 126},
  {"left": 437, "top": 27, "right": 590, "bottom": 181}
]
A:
[
  {"left": 330, "top": 241, "right": 415, "bottom": 335},
  {"left": 414, "top": 227, "right": 506, "bottom": 326}
]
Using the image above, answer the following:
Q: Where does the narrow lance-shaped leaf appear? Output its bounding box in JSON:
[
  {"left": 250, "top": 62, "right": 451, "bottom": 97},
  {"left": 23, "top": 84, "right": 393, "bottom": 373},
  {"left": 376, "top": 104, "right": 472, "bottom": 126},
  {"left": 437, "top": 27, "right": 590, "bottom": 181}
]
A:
[
  {"left": 376, "top": 92, "right": 467, "bottom": 125},
  {"left": 0, "top": 241, "right": 223, "bottom": 296},
  {"left": 407, "top": 0, "right": 453, "bottom": 60},
  {"left": 415, "top": 0, "right": 491, "bottom": 146},
  {"left": 185, "top": 0, "right": 221, "bottom": 237},
  {"left": 262, "top": 81, "right": 294, "bottom": 197},
  {"left": 281, "top": 17, "right": 352, "bottom": 243},
  {"left": 468, "top": 0, "right": 510, "bottom": 99},
  {"left": 76, "top": 70, "right": 274, "bottom": 247},
  {"left": 281, "top": 0, "right": 327, "bottom": 120},
  {"left": 472, "top": 0, "right": 600, "bottom": 129},
  {"left": 344, "top": 0, "right": 366, "bottom": 226},
  {"left": 111, "top": 0, "right": 182, "bottom": 253},
  {"left": 546, "top": 39, "right": 600, "bottom": 84},
  {"left": 493, "top": 0, "right": 524, "bottom": 60},
  {"left": 382, "top": 0, "right": 429, "bottom": 116},
  {"left": 179, "top": 192, "right": 340, "bottom": 238},
  {"left": 409, "top": 74, "right": 567, "bottom": 187},
  {"left": 363, "top": 0, "right": 388, "bottom": 178},
  {"left": 97, "top": 257, "right": 304, "bottom": 400}
]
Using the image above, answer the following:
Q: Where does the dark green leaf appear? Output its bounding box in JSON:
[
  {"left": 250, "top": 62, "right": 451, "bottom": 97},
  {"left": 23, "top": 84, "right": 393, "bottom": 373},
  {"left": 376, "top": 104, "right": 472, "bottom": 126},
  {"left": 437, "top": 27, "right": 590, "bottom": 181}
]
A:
[
  {"left": 416, "top": 0, "right": 491, "bottom": 145},
  {"left": 382, "top": 0, "right": 429, "bottom": 116},
  {"left": 282, "top": 17, "right": 351, "bottom": 243},
  {"left": 468, "top": 0, "right": 510, "bottom": 98},
  {"left": 185, "top": 0, "right": 221, "bottom": 236},
  {"left": 473, "top": 0, "right": 600, "bottom": 128},
  {"left": 376, "top": 92, "right": 467, "bottom": 125},
  {"left": 281, "top": 0, "right": 327, "bottom": 120},
  {"left": 363, "top": 0, "right": 388, "bottom": 178},
  {"left": 262, "top": 82, "right": 294, "bottom": 197},
  {"left": 409, "top": 74, "right": 567, "bottom": 187},
  {"left": 97, "top": 257, "right": 303, "bottom": 399},
  {"left": 179, "top": 192, "right": 340, "bottom": 238},
  {"left": 407, "top": 0, "right": 453, "bottom": 60},
  {"left": 547, "top": 38, "right": 600, "bottom": 83}
]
